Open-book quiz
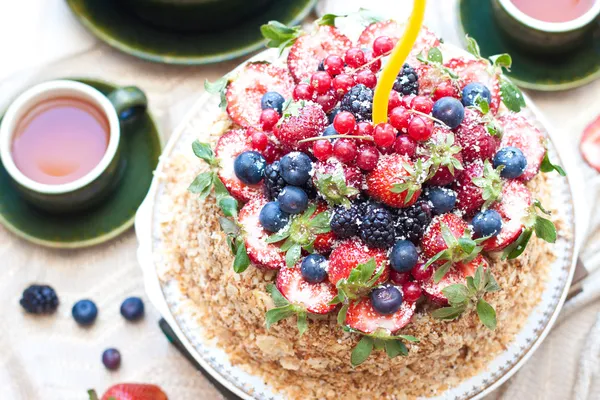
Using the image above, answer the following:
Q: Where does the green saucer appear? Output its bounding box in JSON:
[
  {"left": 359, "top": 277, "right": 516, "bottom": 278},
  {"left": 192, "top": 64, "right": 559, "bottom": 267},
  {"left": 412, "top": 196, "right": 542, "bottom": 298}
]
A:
[
  {"left": 0, "top": 79, "right": 161, "bottom": 249},
  {"left": 458, "top": 0, "right": 600, "bottom": 91},
  {"left": 66, "top": 0, "right": 317, "bottom": 65}
]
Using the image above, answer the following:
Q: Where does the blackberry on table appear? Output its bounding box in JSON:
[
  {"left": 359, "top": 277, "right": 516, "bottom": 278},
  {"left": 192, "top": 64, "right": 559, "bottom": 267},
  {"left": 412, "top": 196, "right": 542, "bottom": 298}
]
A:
[
  {"left": 395, "top": 200, "right": 432, "bottom": 243},
  {"left": 20, "top": 284, "right": 59, "bottom": 314},
  {"left": 359, "top": 206, "right": 395, "bottom": 249},
  {"left": 393, "top": 63, "right": 419, "bottom": 96},
  {"left": 263, "top": 161, "right": 286, "bottom": 200},
  {"left": 330, "top": 203, "right": 361, "bottom": 239},
  {"left": 340, "top": 84, "right": 373, "bottom": 122}
]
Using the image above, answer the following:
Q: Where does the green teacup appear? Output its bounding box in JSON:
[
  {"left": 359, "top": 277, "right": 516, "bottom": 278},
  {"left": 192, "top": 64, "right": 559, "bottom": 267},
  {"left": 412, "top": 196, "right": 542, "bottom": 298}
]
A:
[
  {"left": 123, "top": 0, "right": 274, "bottom": 32},
  {"left": 0, "top": 80, "right": 147, "bottom": 213}
]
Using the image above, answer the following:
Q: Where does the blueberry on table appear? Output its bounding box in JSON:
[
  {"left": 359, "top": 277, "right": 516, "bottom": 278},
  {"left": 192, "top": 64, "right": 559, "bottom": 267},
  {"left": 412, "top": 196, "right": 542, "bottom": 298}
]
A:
[
  {"left": 260, "top": 91, "right": 286, "bottom": 114},
  {"left": 461, "top": 82, "right": 492, "bottom": 107},
  {"left": 259, "top": 201, "right": 289, "bottom": 232},
  {"left": 102, "top": 348, "right": 121, "bottom": 370},
  {"left": 233, "top": 151, "right": 266, "bottom": 185},
  {"left": 120, "top": 297, "right": 145, "bottom": 321},
  {"left": 72, "top": 299, "right": 98, "bottom": 326},
  {"left": 493, "top": 147, "right": 527, "bottom": 179},
  {"left": 301, "top": 254, "right": 328, "bottom": 283},
  {"left": 432, "top": 97, "right": 465, "bottom": 130},
  {"left": 390, "top": 240, "right": 419, "bottom": 273},
  {"left": 20, "top": 284, "right": 59, "bottom": 314},
  {"left": 370, "top": 286, "right": 403, "bottom": 315},
  {"left": 279, "top": 151, "right": 313, "bottom": 186},
  {"left": 426, "top": 187, "right": 457, "bottom": 215},
  {"left": 277, "top": 186, "right": 309, "bottom": 214},
  {"left": 472, "top": 209, "right": 503, "bottom": 238}
]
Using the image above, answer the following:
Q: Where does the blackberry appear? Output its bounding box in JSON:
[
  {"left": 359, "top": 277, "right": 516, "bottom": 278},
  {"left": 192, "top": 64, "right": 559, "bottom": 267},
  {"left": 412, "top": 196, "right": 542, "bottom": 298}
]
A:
[
  {"left": 359, "top": 206, "right": 395, "bottom": 249},
  {"left": 317, "top": 59, "right": 325, "bottom": 71},
  {"left": 303, "top": 177, "right": 318, "bottom": 200},
  {"left": 393, "top": 63, "right": 419, "bottom": 96},
  {"left": 340, "top": 84, "right": 373, "bottom": 122},
  {"left": 330, "top": 204, "right": 361, "bottom": 239},
  {"left": 263, "top": 161, "right": 286, "bottom": 200},
  {"left": 395, "top": 200, "right": 432, "bottom": 243},
  {"left": 20, "top": 284, "right": 59, "bottom": 314}
]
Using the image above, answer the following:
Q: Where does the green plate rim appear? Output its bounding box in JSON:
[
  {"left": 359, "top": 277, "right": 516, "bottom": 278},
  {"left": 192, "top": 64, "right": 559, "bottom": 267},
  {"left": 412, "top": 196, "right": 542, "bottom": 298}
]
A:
[
  {"left": 0, "top": 78, "right": 162, "bottom": 249},
  {"left": 65, "top": 0, "right": 317, "bottom": 65},
  {"left": 456, "top": 0, "right": 600, "bottom": 92}
]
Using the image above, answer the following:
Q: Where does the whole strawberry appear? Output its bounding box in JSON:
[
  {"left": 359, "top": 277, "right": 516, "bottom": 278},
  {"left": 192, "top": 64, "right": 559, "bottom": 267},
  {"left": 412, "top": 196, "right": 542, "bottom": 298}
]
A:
[
  {"left": 328, "top": 239, "right": 390, "bottom": 286},
  {"left": 366, "top": 153, "right": 424, "bottom": 208},
  {"left": 88, "top": 384, "right": 167, "bottom": 400},
  {"left": 454, "top": 160, "right": 503, "bottom": 216},
  {"left": 456, "top": 109, "right": 498, "bottom": 163},
  {"left": 421, "top": 213, "right": 468, "bottom": 259},
  {"left": 275, "top": 102, "right": 328, "bottom": 151}
]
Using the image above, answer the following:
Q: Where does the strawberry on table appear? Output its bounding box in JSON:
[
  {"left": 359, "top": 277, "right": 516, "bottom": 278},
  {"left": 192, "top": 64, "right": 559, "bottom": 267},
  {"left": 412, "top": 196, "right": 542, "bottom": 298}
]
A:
[
  {"left": 238, "top": 196, "right": 286, "bottom": 270},
  {"left": 226, "top": 63, "right": 294, "bottom": 128},
  {"left": 445, "top": 58, "right": 501, "bottom": 114},
  {"left": 276, "top": 266, "right": 338, "bottom": 314},
  {"left": 498, "top": 114, "right": 546, "bottom": 181},
  {"left": 581, "top": 115, "right": 600, "bottom": 172},
  {"left": 345, "top": 295, "right": 416, "bottom": 334},
  {"left": 88, "top": 384, "right": 168, "bottom": 400},
  {"left": 366, "top": 153, "right": 424, "bottom": 208},
  {"left": 328, "top": 239, "right": 390, "bottom": 286},
  {"left": 287, "top": 25, "right": 352, "bottom": 83},
  {"left": 275, "top": 102, "right": 328, "bottom": 151}
]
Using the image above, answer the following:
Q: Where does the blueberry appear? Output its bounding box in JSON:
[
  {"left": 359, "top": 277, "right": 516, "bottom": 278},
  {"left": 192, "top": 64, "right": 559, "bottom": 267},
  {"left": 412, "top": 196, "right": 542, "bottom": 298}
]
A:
[
  {"left": 71, "top": 299, "right": 98, "bottom": 326},
  {"left": 432, "top": 97, "right": 465, "bottom": 130},
  {"left": 301, "top": 254, "right": 328, "bottom": 283},
  {"left": 390, "top": 240, "right": 419, "bottom": 273},
  {"left": 260, "top": 91, "right": 286, "bottom": 114},
  {"left": 472, "top": 209, "right": 503, "bottom": 238},
  {"left": 259, "top": 201, "right": 290, "bottom": 232},
  {"left": 370, "top": 286, "right": 403, "bottom": 315},
  {"left": 493, "top": 147, "right": 527, "bottom": 178},
  {"left": 102, "top": 348, "right": 121, "bottom": 370},
  {"left": 279, "top": 152, "right": 312, "bottom": 186},
  {"left": 234, "top": 151, "right": 266, "bottom": 185},
  {"left": 328, "top": 107, "right": 341, "bottom": 124},
  {"left": 323, "top": 124, "right": 338, "bottom": 141},
  {"left": 317, "top": 59, "right": 325, "bottom": 71},
  {"left": 426, "top": 187, "right": 457, "bottom": 215},
  {"left": 120, "top": 297, "right": 145, "bottom": 321},
  {"left": 277, "top": 186, "right": 309, "bottom": 214},
  {"left": 461, "top": 83, "right": 492, "bottom": 107}
]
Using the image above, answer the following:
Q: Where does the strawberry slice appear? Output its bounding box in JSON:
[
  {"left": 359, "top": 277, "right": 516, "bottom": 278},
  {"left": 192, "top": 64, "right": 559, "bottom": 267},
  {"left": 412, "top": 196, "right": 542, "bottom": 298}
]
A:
[
  {"left": 238, "top": 196, "right": 285, "bottom": 270},
  {"left": 416, "top": 64, "right": 450, "bottom": 97},
  {"left": 357, "top": 21, "right": 440, "bottom": 67},
  {"left": 483, "top": 180, "right": 532, "bottom": 252},
  {"left": 226, "top": 62, "right": 294, "bottom": 127},
  {"left": 422, "top": 255, "right": 488, "bottom": 305},
  {"left": 421, "top": 213, "right": 468, "bottom": 259},
  {"left": 328, "top": 239, "right": 390, "bottom": 286},
  {"left": 345, "top": 296, "right": 416, "bottom": 334},
  {"left": 214, "top": 129, "right": 262, "bottom": 202},
  {"left": 93, "top": 384, "right": 168, "bottom": 400},
  {"left": 581, "top": 115, "right": 600, "bottom": 172},
  {"left": 287, "top": 25, "right": 352, "bottom": 83},
  {"left": 276, "top": 266, "right": 338, "bottom": 314},
  {"left": 498, "top": 114, "right": 546, "bottom": 181},
  {"left": 445, "top": 58, "right": 501, "bottom": 114}
]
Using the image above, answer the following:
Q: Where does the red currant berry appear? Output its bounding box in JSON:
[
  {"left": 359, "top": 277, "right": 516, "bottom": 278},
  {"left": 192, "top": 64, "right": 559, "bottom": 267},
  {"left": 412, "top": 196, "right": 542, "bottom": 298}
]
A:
[
  {"left": 373, "top": 123, "right": 397, "bottom": 148},
  {"left": 354, "top": 121, "right": 374, "bottom": 137},
  {"left": 333, "top": 139, "right": 358, "bottom": 164},
  {"left": 355, "top": 70, "right": 377, "bottom": 89},
  {"left": 313, "top": 139, "right": 333, "bottom": 161},
  {"left": 332, "top": 74, "right": 355, "bottom": 98},
  {"left": 407, "top": 116, "right": 434, "bottom": 141},
  {"left": 390, "top": 271, "right": 411, "bottom": 285},
  {"left": 411, "top": 263, "right": 433, "bottom": 281},
  {"left": 388, "top": 91, "right": 402, "bottom": 111},
  {"left": 372, "top": 36, "right": 394, "bottom": 57},
  {"left": 310, "top": 71, "right": 333, "bottom": 95},
  {"left": 411, "top": 96, "right": 434, "bottom": 114},
  {"left": 293, "top": 83, "right": 314, "bottom": 101},
  {"left": 356, "top": 146, "right": 380, "bottom": 171},
  {"left": 262, "top": 142, "right": 282, "bottom": 163},
  {"left": 389, "top": 107, "right": 412, "bottom": 132},
  {"left": 315, "top": 90, "right": 338, "bottom": 113},
  {"left": 323, "top": 55, "right": 345, "bottom": 76},
  {"left": 260, "top": 108, "right": 280, "bottom": 131},
  {"left": 402, "top": 281, "right": 423, "bottom": 302},
  {"left": 364, "top": 52, "right": 382, "bottom": 73},
  {"left": 249, "top": 129, "right": 268, "bottom": 151},
  {"left": 333, "top": 111, "right": 357, "bottom": 135},
  {"left": 401, "top": 94, "right": 416, "bottom": 109},
  {"left": 393, "top": 135, "right": 417, "bottom": 158},
  {"left": 433, "top": 81, "right": 460, "bottom": 101},
  {"left": 344, "top": 47, "right": 366, "bottom": 68}
]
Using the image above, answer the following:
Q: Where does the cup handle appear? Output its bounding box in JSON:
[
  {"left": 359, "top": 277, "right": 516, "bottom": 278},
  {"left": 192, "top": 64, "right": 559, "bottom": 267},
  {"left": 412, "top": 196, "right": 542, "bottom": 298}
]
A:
[{"left": 106, "top": 86, "right": 148, "bottom": 121}]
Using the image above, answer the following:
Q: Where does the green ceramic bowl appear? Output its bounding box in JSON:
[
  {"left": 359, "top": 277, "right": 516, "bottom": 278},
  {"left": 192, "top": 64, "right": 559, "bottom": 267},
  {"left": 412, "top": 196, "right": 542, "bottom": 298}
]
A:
[{"left": 123, "top": 0, "right": 274, "bottom": 32}]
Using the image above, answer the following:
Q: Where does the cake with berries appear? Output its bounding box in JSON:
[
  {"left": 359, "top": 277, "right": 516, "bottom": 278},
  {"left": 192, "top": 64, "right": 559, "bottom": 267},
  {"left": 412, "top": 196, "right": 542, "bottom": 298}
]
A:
[{"left": 155, "top": 13, "right": 568, "bottom": 400}]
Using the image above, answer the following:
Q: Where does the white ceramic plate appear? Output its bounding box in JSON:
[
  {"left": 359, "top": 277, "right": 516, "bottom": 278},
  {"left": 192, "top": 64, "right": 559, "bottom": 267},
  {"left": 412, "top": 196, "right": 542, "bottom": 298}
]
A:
[{"left": 135, "top": 43, "right": 578, "bottom": 399}]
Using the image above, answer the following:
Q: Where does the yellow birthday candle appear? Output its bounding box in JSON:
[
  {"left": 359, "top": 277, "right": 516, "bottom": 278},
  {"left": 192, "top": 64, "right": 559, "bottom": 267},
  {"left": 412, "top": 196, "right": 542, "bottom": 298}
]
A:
[{"left": 372, "top": 0, "right": 427, "bottom": 124}]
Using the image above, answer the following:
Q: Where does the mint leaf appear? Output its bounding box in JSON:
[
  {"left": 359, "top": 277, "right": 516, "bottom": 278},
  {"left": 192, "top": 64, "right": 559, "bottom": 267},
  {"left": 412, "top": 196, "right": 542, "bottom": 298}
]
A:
[
  {"left": 473, "top": 95, "right": 490, "bottom": 115},
  {"left": 233, "top": 241, "right": 250, "bottom": 273},
  {"left": 267, "top": 284, "right": 290, "bottom": 307},
  {"left": 218, "top": 196, "right": 238, "bottom": 218},
  {"left": 503, "top": 229, "right": 533, "bottom": 259},
  {"left": 428, "top": 47, "right": 443, "bottom": 64},
  {"left": 465, "top": 35, "right": 481, "bottom": 58},
  {"left": 351, "top": 336, "right": 374, "bottom": 367},
  {"left": 384, "top": 339, "right": 408, "bottom": 358},
  {"left": 540, "top": 151, "right": 566, "bottom": 176},
  {"left": 316, "top": 13, "right": 339, "bottom": 26},
  {"left": 260, "top": 21, "right": 302, "bottom": 54},
  {"left": 433, "top": 262, "right": 453, "bottom": 283},
  {"left": 219, "top": 216, "right": 239, "bottom": 237},
  {"left": 441, "top": 284, "right": 469, "bottom": 306},
  {"left": 265, "top": 304, "right": 296, "bottom": 329},
  {"left": 431, "top": 305, "right": 465, "bottom": 320},
  {"left": 337, "top": 304, "right": 349, "bottom": 325},
  {"left": 285, "top": 244, "right": 302, "bottom": 268},
  {"left": 296, "top": 312, "right": 308, "bottom": 336},
  {"left": 499, "top": 77, "right": 526, "bottom": 112},
  {"left": 534, "top": 216, "right": 557, "bottom": 243},
  {"left": 484, "top": 271, "right": 501, "bottom": 293},
  {"left": 476, "top": 298, "right": 497, "bottom": 330},
  {"left": 490, "top": 53, "right": 512, "bottom": 70},
  {"left": 204, "top": 78, "right": 228, "bottom": 110},
  {"left": 458, "top": 237, "right": 476, "bottom": 255},
  {"left": 188, "top": 172, "right": 214, "bottom": 198},
  {"left": 192, "top": 141, "right": 216, "bottom": 165},
  {"left": 394, "top": 334, "right": 419, "bottom": 342}
]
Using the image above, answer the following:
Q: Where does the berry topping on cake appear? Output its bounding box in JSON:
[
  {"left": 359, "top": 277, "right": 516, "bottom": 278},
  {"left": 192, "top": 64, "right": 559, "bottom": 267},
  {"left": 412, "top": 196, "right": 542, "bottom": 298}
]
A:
[
  {"left": 276, "top": 102, "right": 328, "bottom": 151},
  {"left": 345, "top": 295, "right": 416, "bottom": 334},
  {"left": 366, "top": 154, "right": 424, "bottom": 208},
  {"left": 276, "top": 266, "right": 338, "bottom": 315},
  {"left": 394, "top": 63, "right": 420, "bottom": 95},
  {"left": 497, "top": 114, "right": 546, "bottom": 181},
  {"left": 359, "top": 205, "right": 396, "bottom": 248},
  {"left": 394, "top": 199, "right": 433, "bottom": 243},
  {"left": 340, "top": 84, "right": 374, "bottom": 122},
  {"left": 328, "top": 239, "right": 389, "bottom": 287}
]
